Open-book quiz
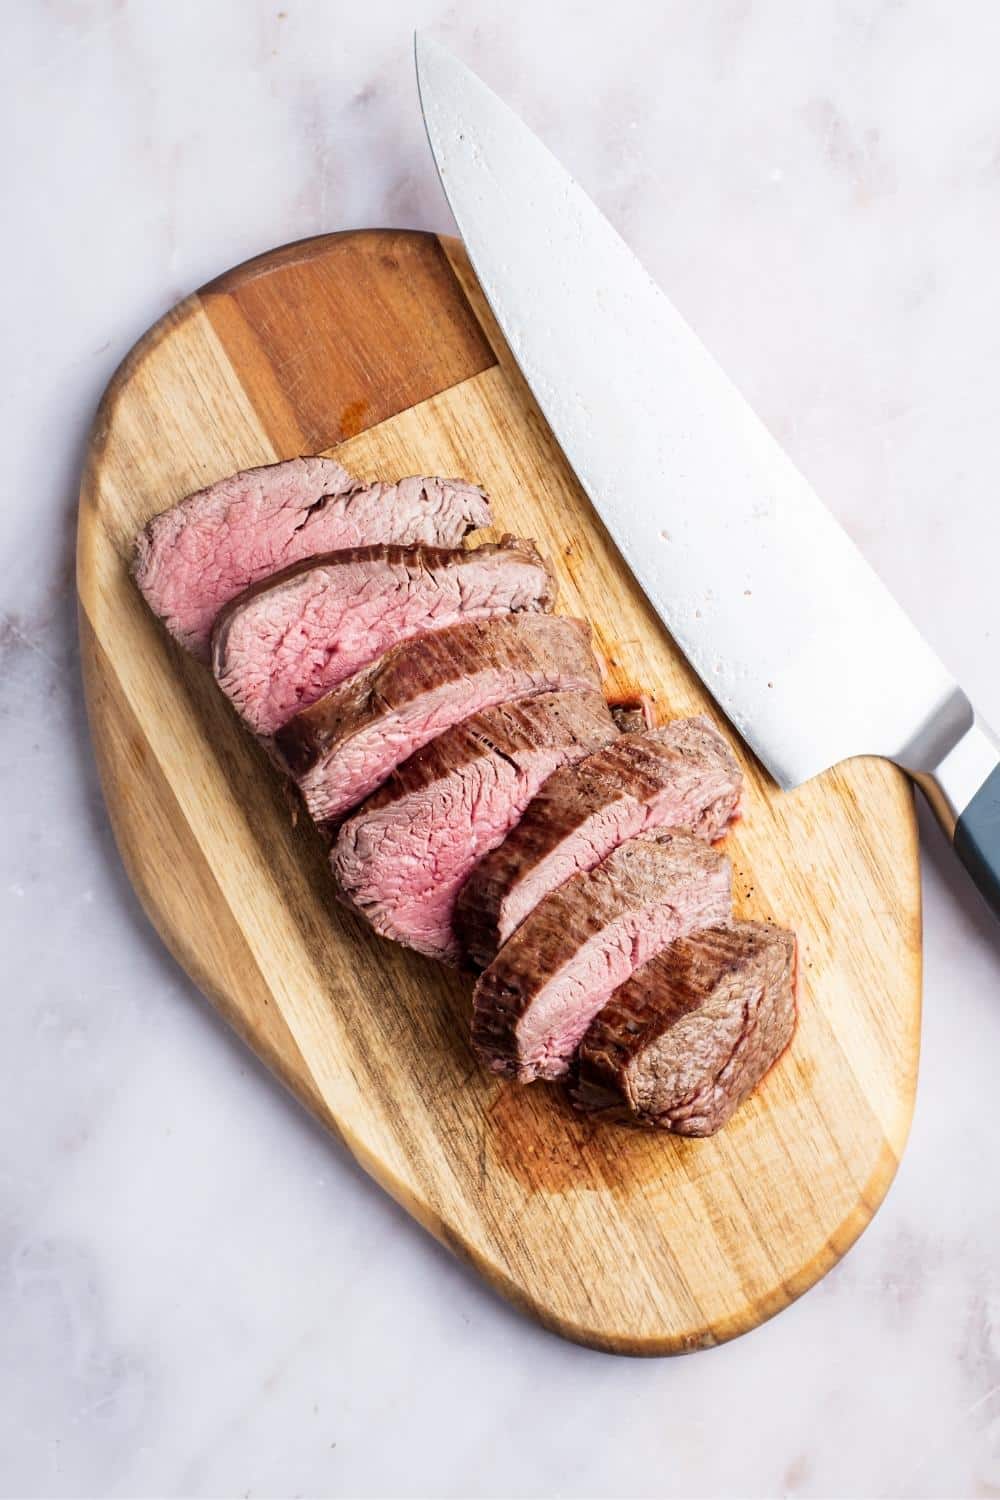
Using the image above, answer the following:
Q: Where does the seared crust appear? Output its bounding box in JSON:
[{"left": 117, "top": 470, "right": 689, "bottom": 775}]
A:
[
  {"left": 276, "top": 615, "right": 598, "bottom": 775},
  {"left": 456, "top": 716, "right": 742, "bottom": 971},
  {"left": 211, "top": 535, "right": 557, "bottom": 734},
  {"left": 275, "top": 614, "right": 603, "bottom": 822},
  {"left": 471, "top": 830, "right": 731, "bottom": 1081},
  {"left": 331, "top": 690, "right": 618, "bottom": 961},
  {"left": 344, "top": 689, "right": 614, "bottom": 816},
  {"left": 572, "top": 921, "right": 797, "bottom": 1134},
  {"left": 211, "top": 534, "right": 557, "bottom": 668},
  {"left": 132, "top": 458, "right": 491, "bottom": 658}
]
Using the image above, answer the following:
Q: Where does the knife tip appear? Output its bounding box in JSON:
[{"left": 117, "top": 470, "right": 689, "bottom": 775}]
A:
[{"left": 414, "top": 30, "right": 453, "bottom": 73}]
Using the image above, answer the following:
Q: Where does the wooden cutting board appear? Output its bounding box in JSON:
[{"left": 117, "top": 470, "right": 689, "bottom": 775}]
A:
[{"left": 77, "top": 229, "right": 921, "bottom": 1355}]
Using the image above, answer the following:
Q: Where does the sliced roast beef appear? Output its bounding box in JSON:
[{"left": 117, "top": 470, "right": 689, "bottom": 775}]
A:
[
  {"left": 332, "top": 690, "right": 618, "bottom": 963},
  {"left": 457, "top": 716, "right": 741, "bottom": 971},
  {"left": 133, "top": 456, "right": 491, "bottom": 658},
  {"left": 572, "top": 922, "right": 797, "bottom": 1135},
  {"left": 212, "top": 536, "right": 556, "bottom": 736},
  {"left": 471, "top": 830, "right": 731, "bottom": 1082},
  {"left": 275, "top": 614, "right": 603, "bottom": 824}
]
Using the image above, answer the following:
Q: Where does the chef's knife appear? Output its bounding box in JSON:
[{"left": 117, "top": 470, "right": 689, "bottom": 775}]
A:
[{"left": 415, "top": 34, "right": 1000, "bottom": 918}]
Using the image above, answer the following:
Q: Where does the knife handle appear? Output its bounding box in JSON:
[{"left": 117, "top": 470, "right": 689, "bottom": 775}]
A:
[
  {"left": 954, "top": 770, "right": 1000, "bottom": 918},
  {"left": 916, "top": 714, "right": 1000, "bottom": 919}
]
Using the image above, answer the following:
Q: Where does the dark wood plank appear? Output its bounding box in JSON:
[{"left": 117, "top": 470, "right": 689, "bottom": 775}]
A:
[{"left": 200, "top": 230, "right": 497, "bottom": 453}]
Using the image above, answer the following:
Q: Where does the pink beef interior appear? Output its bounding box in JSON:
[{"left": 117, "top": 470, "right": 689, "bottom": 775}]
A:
[
  {"left": 299, "top": 663, "right": 593, "bottom": 822},
  {"left": 499, "top": 776, "right": 736, "bottom": 948},
  {"left": 335, "top": 745, "right": 572, "bottom": 962},
  {"left": 514, "top": 874, "right": 732, "bottom": 1081},
  {"left": 133, "top": 458, "right": 490, "bottom": 657},
  {"left": 214, "top": 543, "right": 550, "bottom": 735},
  {"left": 459, "top": 718, "right": 743, "bottom": 970},
  {"left": 499, "top": 796, "right": 651, "bottom": 949}
]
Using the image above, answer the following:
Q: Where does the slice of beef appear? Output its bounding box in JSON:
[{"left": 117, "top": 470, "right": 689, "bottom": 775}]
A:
[
  {"left": 275, "top": 614, "right": 603, "bottom": 824},
  {"left": 332, "top": 690, "right": 618, "bottom": 963},
  {"left": 572, "top": 922, "right": 797, "bottom": 1136},
  {"left": 471, "top": 830, "right": 732, "bottom": 1082},
  {"left": 132, "top": 456, "right": 491, "bottom": 658},
  {"left": 212, "top": 535, "right": 556, "bottom": 736},
  {"left": 456, "top": 716, "right": 741, "bottom": 971}
]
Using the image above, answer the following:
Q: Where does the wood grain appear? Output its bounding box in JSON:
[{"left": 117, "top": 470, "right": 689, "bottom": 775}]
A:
[{"left": 77, "top": 230, "right": 922, "bottom": 1355}]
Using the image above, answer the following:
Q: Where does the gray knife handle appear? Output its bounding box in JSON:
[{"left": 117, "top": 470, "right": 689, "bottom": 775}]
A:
[
  {"left": 954, "top": 768, "right": 1000, "bottom": 918},
  {"left": 915, "top": 714, "right": 1000, "bottom": 919}
]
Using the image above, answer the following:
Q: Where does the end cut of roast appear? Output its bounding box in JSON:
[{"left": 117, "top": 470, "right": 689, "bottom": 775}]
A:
[
  {"left": 572, "top": 922, "right": 797, "bottom": 1135},
  {"left": 332, "top": 690, "right": 618, "bottom": 963},
  {"left": 132, "top": 456, "right": 491, "bottom": 658},
  {"left": 275, "top": 613, "right": 603, "bottom": 824},
  {"left": 212, "top": 536, "right": 556, "bottom": 735},
  {"left": 471, "top": 829, "right": 732, "bottom": 1083},
  {"left": 456, "top": 715, "right": 741, "bottom": 971}
]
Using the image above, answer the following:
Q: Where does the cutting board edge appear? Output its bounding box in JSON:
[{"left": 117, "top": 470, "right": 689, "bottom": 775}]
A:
[
  {"left": 75, "top": 226, "right": 924, "bottom": 1357},
  {"left": 76, "top": 509, "right": 921, "bottom": 1361},
  {"left": 77, "top": 597, "right": 922, "bottom": 1357}
]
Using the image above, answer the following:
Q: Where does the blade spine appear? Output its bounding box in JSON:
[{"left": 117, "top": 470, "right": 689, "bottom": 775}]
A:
[{"left": 415, "top": 35, "right": 959, "bottom": 790}]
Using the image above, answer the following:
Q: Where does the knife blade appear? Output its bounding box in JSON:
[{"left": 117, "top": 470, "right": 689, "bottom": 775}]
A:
[{"left": 415, "top": 33, "right": 1000, "bottom": 918}]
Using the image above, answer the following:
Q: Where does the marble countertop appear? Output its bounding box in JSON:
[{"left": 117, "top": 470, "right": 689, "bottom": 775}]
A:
[{"left": 4, "top": 3, "right": 1000, "bottom": 1496}]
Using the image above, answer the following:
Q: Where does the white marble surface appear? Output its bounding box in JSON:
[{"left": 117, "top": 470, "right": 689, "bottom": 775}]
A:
[{"left": 4, "top": 2, "right": 1000, "bottom": 1496}]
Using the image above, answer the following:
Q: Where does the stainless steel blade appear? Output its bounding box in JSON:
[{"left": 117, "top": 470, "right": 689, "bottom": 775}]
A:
[{"left": 415, "top": 34, "right": 964, "bottom": 792}]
